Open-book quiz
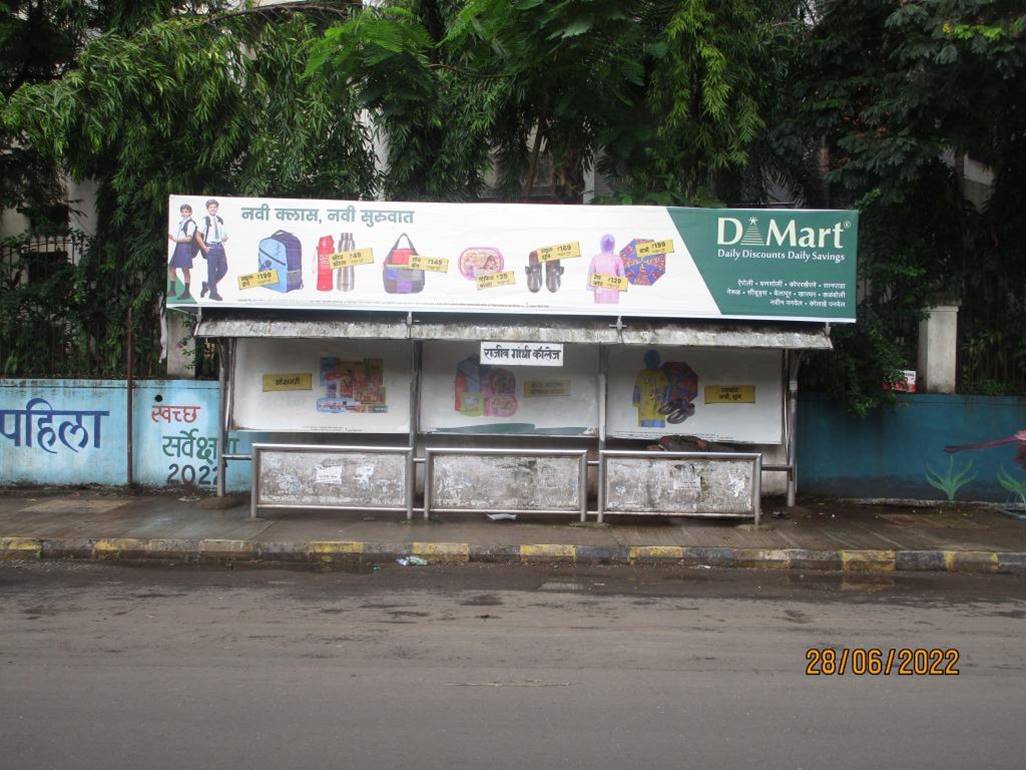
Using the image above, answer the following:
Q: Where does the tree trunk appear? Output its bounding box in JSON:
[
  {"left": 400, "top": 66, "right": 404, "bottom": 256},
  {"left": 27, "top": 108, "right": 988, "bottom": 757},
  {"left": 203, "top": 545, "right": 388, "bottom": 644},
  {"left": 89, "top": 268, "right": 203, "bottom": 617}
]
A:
[
  {"left": 817, "top": 139, "right": 831, "bottom": 207},
  {"left": 522, "top": 125, "right": 544, "bottom": 201}
]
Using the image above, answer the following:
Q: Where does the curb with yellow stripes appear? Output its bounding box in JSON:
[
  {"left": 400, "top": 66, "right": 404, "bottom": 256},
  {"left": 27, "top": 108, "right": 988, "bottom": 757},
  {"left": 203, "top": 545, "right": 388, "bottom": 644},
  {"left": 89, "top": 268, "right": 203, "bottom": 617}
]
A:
[{"left": 1, "top": 536, "right": 1024, "bottom": 574}]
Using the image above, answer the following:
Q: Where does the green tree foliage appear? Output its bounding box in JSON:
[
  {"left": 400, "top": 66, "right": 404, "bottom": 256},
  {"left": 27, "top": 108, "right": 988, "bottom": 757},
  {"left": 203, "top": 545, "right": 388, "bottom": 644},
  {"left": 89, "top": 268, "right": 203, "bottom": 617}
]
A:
[
  {"left": 766, "top": 0, "right": 1026, "bottom": 410},
  {"left": 2, "top": 2, "right": 375, "bottom": 376},
  {"left": 441, "top": 0, "right": 647, "bottom": 202},
  {"left": 0, "top": 0, "right": 94, "bottom": 218},
  {"left": 307, "top": 3, "right": 496, "bottom": 200},
  {"left": 3, "top": 0, "right": 1025, "bottom": 407},
  {"left": 612, "top": 0, "right": 784, "bottom": 204},
  {"left": 305, "top": 0, "right": 793, "bottom": 203}
]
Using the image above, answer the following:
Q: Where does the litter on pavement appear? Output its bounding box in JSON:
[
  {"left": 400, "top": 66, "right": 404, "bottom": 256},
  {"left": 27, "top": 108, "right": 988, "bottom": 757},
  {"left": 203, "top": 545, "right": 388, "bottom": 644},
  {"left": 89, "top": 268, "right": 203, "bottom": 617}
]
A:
[{"left": 396, "top": 556, "right": 428, "bottom": 566}]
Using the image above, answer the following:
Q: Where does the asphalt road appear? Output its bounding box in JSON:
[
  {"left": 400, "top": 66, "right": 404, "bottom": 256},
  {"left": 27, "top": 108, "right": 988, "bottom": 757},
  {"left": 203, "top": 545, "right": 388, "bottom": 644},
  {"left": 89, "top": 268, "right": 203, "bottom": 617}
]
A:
[{"left": 1, "top": 562, "right": 1024, "bottom": 770}]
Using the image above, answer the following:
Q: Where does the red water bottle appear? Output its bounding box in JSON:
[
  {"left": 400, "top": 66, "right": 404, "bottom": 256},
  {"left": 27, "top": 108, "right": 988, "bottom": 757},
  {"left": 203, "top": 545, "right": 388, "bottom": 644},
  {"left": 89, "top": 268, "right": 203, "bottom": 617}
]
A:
[{"left": 316, "top": 235, "right": 334, "bottom": 291}]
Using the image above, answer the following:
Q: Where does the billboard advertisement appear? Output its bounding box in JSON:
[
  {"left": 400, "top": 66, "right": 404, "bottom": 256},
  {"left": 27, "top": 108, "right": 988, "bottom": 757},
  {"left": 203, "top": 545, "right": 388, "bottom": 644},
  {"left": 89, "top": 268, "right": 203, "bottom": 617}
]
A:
[{"left": 166, "top": 195, "right": 857, "bottom": 322}]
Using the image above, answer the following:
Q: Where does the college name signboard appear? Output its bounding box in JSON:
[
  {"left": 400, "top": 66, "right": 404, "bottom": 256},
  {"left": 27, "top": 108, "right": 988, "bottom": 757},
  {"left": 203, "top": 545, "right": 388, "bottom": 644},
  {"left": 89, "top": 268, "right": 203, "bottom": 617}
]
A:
[{"left": 166, "top": 195, "right": 858, "bottom": 322}]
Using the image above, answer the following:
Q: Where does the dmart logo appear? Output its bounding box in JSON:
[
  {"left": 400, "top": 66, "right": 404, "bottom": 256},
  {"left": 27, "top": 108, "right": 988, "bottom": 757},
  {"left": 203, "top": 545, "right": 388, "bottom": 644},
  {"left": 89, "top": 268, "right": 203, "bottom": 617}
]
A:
[{"left": 717, "top": 216, "right": 851, "bottom": 249}]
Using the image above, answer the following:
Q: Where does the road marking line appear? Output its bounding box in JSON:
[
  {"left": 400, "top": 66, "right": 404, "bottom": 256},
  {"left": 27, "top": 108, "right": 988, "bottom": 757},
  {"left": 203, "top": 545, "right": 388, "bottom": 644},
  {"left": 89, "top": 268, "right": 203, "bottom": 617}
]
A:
[
  {"left": 839, "top": 549, "right": 896, "bottom": 572},
  {"left": 0, "top": 537, "right": 42, "bottom": 555},
  {"left": 199, "top": 539, "right": 252, "bottom": 554},
  {"left": 412, "top": 542, "right": 470, "bottom": 562},
  {"left": 735, "top": 548, "right": 792, "bottom": 568},
  {"left": 520, "top": 544, "right": 576, "bottom": 562},
  {"left": 308, "top": 541, "right": 365, "bottom": 556},
  {"left": 628, "top": 546, "right": 684, "bottom": 563},
  {"left": 94, "top": 538, "right": 148, "bottom": 555}
]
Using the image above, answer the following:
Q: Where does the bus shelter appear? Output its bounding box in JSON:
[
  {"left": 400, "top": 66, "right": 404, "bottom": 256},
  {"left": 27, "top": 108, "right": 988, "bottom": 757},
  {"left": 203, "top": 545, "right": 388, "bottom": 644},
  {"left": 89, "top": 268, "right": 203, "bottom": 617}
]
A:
[{"left": 172, "top": 194, "right": 857, "bottom": 524}]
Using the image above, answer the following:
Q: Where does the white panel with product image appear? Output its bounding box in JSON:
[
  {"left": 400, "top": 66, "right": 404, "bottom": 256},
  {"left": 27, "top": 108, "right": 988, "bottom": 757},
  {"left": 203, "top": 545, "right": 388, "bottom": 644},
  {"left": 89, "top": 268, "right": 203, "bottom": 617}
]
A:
[
  {"left": 605, "top": 346, "right": 782, "bottom": 444},
  {"left": 166, "top": 195, "right": 858, "bottom": 323},
  {"left": 231, "top": 338, "right": 411, "bottom": 433},
  {"left": 419, "top": 340, "right": 599, "bottom": 435}
]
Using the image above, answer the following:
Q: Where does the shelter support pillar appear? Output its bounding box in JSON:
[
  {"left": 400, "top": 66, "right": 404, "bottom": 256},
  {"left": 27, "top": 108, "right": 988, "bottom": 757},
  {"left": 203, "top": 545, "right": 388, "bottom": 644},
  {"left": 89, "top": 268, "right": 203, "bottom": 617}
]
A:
[
  {"left": 598, "top": 345, "right": 608, "bottom": 452},
  {"left": 216, "top": 339, "right": 229, "bottom": 498},
  {"left": 406, "top": 338, "right": 421, "bottom": 520},
  {"left": 597, "top": 345, "right": 608, "bottom": 517},
  {"left": 785, "top": 351, "right": 803, "bottom": 507}
]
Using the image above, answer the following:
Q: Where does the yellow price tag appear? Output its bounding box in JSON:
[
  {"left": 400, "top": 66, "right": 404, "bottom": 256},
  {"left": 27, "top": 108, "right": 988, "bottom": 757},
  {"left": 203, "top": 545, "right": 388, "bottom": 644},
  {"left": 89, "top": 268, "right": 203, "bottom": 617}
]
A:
[
  {"left": 636, "top": 238, "right": 675, "bottom": 257},
  {"left": 329, "top": 247, "right": 374, "bottom": 269},
  {"left": 704, "top": 385, "right": 756, "bottom": 404},
  {"left": 523, "top": 379, "right": 571, "bottom": 398},
  {"left": 476, "top": 270, "right": 516, "bottom": 290},
  {"left": 408, "top": 255, "right": 449, "bottom": 273},
  {"left": 238, "top": 269, "right": 278, "bottom": 290},
  {"left": 262, "top": 373, "right": 313, "bottom": 392},
  {"left": 589, "top": 273, "right": 627, "bottom": 292},
  {"left": 536, "top": 241, "right": 581, "bottom": 262}
]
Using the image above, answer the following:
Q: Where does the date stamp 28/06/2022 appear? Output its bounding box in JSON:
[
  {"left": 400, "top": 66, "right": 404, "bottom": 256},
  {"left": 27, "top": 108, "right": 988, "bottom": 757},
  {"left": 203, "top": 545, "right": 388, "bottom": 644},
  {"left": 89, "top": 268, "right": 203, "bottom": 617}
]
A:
[{"left": 805, "top": 648, "right": 960, "bottom": 676}]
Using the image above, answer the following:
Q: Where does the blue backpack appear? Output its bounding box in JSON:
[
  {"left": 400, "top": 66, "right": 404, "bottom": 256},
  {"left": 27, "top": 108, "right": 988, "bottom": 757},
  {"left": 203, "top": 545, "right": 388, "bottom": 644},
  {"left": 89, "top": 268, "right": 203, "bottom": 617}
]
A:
[{"left": 258, "top": 230, "right": 304, "bottom": 293}]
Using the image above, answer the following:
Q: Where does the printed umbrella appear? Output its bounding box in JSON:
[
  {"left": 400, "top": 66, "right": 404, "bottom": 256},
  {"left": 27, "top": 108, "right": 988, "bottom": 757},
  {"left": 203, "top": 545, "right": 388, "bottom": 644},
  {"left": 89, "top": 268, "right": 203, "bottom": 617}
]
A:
[
  {"left": 659, "top": 360, "right": 699, "bottom": 424},
  {"left": 619, "top": 238, "right": 667, "bottom": 286}
]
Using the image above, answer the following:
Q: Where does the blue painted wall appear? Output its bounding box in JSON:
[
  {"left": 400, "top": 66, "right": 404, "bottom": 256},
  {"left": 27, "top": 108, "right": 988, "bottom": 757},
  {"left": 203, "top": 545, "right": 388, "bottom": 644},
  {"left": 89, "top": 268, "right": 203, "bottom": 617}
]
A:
[
  {"left": 797, "top": 392, "right": 1026, "bottom": 503},
  {"left": 4, "top": 380, "right": 1025, "bottom": 503},
  {"left": 1, "top": 379, "right": 252, "bottom": 491},
  {"left": 0, "top": 380, "right": 127, "bottom": 485},
  {"left": 132, "top": 380, "right": 253, "bottom": 491}
]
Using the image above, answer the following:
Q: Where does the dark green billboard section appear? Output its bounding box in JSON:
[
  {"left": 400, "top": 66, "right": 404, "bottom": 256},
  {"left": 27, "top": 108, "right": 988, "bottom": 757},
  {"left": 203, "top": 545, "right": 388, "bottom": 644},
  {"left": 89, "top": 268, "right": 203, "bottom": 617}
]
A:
[{"left": 670, "top": 208, "right": 859, "bottom": 321}]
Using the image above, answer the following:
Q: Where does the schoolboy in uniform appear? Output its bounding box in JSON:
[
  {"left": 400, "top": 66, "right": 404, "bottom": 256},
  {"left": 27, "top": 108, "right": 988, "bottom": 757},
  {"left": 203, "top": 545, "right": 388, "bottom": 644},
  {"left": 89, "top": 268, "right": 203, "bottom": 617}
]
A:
[
  {"left": 167, "top": 203, "right": 197, "bottom": 300},
  {"left": 196, "top": 198, "right": 229, "bottom": 301}
]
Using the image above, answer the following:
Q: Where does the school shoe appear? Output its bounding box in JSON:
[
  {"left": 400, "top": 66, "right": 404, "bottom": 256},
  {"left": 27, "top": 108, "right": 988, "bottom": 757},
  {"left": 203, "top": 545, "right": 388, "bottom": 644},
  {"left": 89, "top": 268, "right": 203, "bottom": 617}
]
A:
[
  {"left": 177, "top": 285, "right": 193, "bottom": 301},
  {"left": 209, "top": 289, "right": 223, "bottom": 301},
  {"left": 200, "top": 282, "right": 209, "bottom": 297}
]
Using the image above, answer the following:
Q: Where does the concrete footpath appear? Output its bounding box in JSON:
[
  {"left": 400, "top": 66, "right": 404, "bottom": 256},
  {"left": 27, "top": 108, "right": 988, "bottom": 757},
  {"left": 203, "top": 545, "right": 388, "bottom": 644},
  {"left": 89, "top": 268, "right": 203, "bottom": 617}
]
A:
[{"left": 1, "top": 488, "right": 1026, "bottom": 574}]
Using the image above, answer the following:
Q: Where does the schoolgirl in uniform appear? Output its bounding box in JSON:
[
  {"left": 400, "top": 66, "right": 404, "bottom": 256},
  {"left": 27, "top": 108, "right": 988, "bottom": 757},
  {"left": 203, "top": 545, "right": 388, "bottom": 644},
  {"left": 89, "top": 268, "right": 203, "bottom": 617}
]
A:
[{"left": 167, "top": 203, "right": 198, "bottom": 300}]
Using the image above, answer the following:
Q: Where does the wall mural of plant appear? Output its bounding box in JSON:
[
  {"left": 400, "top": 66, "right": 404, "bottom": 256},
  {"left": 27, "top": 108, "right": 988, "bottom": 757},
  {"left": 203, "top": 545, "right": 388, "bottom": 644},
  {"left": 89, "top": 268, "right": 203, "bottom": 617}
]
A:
[
  {"left": 925, "top": 456, "right": 977, "bottom": 502},
  {"left": 996, "top": 467, "right": 1026, "bottom": 513},
  {"left": 940, "top": 427, "right": 1026, "bottom": 511}
]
